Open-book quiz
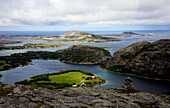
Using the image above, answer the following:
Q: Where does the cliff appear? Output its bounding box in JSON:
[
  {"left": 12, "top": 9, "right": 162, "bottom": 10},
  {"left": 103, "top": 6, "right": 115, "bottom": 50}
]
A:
[
  {"left": 0, "top": 83, "right": 169, "bottom": 108},
  {"left": 105, "top": 39, "right": 170, "bottom": 80},
  {"left": 56, "top": 45, "right": 111, "bottom": 64}
]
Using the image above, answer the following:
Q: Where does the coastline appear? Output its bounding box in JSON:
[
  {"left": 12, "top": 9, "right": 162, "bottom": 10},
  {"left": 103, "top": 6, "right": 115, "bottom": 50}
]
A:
[{"left": 99, "top": 66, "right": 170, "bottom": 82}]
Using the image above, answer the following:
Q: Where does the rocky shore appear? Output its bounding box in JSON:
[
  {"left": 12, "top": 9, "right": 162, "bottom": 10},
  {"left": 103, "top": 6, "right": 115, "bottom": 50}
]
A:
[{"left": 0, "top": 83, "right": 169, "bottom": 108}]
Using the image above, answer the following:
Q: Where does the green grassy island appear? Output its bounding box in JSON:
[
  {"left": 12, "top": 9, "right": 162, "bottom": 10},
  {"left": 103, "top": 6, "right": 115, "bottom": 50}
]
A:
[
  {"left": 15, "top": 70, "right": 105, "bottom": 89},
  {"left": 0, "top": 43, "right": 65, "bottom": 50}
]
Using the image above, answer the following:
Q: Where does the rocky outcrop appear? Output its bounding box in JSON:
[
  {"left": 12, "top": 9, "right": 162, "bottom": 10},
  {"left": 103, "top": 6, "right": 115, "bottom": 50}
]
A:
[
  {"left": 56, "top": 45, "right": 111, "bottom": 64},
  {"left": 105, "top": 39, "right": 170, "bottom": 80},
  {"left": 0, "top": 84, "right": 169, "bottom": 108}
]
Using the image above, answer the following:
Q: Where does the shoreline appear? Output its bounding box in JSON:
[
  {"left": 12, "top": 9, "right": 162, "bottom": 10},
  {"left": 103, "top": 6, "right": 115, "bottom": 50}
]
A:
[{"left": 99, "top": 66, "right": 170, "bottom": 82}]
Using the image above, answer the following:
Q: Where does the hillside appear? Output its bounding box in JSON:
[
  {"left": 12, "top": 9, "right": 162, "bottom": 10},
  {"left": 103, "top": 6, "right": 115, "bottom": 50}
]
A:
[
  {"left": 56, "top": 45, "right": 111, "bottom": 64},
  {"left": 102, "top": 39, "right": 170, "bottom": 80}
]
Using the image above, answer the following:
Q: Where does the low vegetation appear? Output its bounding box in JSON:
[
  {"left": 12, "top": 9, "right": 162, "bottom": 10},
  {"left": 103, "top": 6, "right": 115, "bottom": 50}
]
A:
[{"left": 15, "top": 70, "right": 105, "bottom": 89}]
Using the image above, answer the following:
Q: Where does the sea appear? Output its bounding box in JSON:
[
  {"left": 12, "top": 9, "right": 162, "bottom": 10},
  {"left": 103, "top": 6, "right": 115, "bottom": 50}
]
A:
[{"left": 0, "top": 30, "right": 170, "bottom": 93}]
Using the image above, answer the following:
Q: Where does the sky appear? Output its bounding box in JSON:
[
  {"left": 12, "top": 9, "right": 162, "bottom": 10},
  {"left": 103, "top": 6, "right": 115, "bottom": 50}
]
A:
[{"left": 0, "top": 0, "right": 170, "bottom": 31}]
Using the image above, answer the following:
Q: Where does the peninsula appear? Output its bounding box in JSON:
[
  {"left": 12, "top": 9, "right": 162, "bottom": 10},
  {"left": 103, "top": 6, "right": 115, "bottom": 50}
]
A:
[
  {"left": 0, "top": 45, "right": 111, "bottom": 72},
  {"left": 16, "top": 70, "right": 105, "bottom": 89}
]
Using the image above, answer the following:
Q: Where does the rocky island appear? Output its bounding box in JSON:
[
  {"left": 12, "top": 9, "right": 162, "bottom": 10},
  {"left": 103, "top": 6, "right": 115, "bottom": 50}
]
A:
[
  {"left": 101, "top": 39, "right": 170, "bottom": 80},
  {"left": 0, "top": 43, "right": 65, "bottom": 50},
  {"left": 8, "top": 30, "right": 121, "bottom": 42},
  {"left": 99, "top": 31, "right": 158, "bottom": 38}
]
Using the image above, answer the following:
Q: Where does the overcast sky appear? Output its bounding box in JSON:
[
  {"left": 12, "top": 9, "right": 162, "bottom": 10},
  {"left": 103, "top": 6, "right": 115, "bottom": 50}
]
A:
[{"left": 0, "top": 0, "right": 170, "bottom": 31}]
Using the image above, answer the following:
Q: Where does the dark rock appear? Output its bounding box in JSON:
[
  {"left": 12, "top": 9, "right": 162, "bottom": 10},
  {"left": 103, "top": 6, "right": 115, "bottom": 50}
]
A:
[{"left": 122, "top": 77, "right": 134, "bottom": 92}]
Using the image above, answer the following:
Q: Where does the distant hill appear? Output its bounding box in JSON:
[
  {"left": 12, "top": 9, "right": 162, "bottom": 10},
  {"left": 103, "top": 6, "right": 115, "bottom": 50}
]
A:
[{"left": 58, "top": 30, "right": 120, "bottom": 42}]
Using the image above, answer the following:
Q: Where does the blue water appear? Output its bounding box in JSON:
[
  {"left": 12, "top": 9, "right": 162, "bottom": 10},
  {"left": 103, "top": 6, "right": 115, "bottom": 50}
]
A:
[{"left": 0, "top": 30, "right": 170, "bottom": 93}]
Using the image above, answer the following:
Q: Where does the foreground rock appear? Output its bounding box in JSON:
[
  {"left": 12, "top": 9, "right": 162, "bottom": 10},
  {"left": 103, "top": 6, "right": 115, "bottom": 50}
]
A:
[
  {"left": 56, "top": 45, "right": 111, "bottom": 64},
  {"left": 104, "top": 39, "right": 170, "bottom": 80},
  {"left": 0, "top": 84, "right": 169, "bottom": 108}
]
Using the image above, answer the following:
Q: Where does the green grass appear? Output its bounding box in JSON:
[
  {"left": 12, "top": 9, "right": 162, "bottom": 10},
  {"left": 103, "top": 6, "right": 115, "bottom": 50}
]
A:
[
  {"left": 0, "top": 61, "right": 5, "bottom": 63},
  {"left": 0, "top": 60, "right": 10, "bottom": 70},
  {"left": 49, "top": 72, "right": 89, "bottom": 84}
]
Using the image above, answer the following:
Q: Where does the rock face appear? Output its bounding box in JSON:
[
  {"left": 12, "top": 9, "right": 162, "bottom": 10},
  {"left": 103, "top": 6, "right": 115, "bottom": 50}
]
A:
[
  {"left": 0, "top": 84, "right": 169, "bottom": 108},
  {"left": 62, "top": 30, "right": 96, "bottom": 39},
  {"left": 106, "top": 39, "right": 170, "bottom": 80},
  {"left": 56, "top": 45, "right": 111, "bottom": 64}
]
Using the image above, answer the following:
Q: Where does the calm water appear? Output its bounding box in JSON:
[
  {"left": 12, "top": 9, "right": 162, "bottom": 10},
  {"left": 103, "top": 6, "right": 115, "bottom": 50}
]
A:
[{"left": 0, "top": 30, "right": 170, "bottom": 93}]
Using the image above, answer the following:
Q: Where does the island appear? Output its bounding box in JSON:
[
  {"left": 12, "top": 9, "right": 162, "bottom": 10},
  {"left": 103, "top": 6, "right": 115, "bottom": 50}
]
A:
[
  {"left": 6, "top": 30, "right": 121, "bottom": 42},
  {"left": 99, "top": 31, "right": 158, "bottom": 38},
  {"left": 15, "top": 70, "right": 105, "bottom": 89},
  {"left": 0, "top": 43, "right": 65, "bottom": 50},
  {"left": 0, "top": 40, "right": 22, "bottom": 47},
  {"left": 101, "top": 39, "right": 170, "bottom": 81},
  {"left": 0, "top": 45, "right": 111, "bottom": 72}
]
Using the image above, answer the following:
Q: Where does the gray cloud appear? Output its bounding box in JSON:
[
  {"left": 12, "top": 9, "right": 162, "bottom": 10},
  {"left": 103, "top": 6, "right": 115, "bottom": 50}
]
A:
[{"left": 0, "top": 0, "right": 170, "bottom": 30}]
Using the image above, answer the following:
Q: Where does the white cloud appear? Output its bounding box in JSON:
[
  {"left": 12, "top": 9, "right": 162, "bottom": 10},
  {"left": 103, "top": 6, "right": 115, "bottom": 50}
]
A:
[{"left": 0, "top": 0, "right": 170, "bottom": 30}]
